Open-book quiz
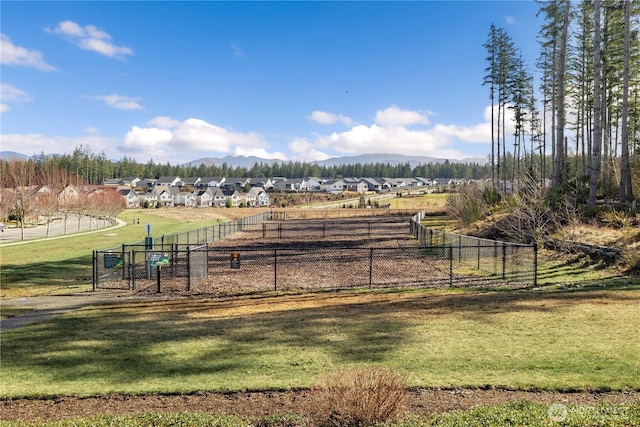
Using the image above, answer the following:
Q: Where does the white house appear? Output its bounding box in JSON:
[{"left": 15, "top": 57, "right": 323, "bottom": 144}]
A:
[
  {"left": 246, "top": 187, "right": 270, "bottom": 207},
  {"left": 210, "top": 187, "right": 227, "bottom": 207},
  {"left": 197, "top": 177, "right": 226, "bottom": 188},
  {"left": 118, "top": 188, "right": 140, "bottom": 208},
  {"left": 320, "top": 179, "right": 345, "bottom": 194},
  {"left": 175, "top": 191, "right": 196, "bottom": 207},
  {"left": 194, "top": 189, "right": 213, "bottom": 207}
]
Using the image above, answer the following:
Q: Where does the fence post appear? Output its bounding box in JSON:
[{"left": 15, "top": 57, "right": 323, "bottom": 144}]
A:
[
  {"left": 263, "top": 222, "right": 266, "bottom": 238},
  {"left": 92, "top": 250, "right": 97, "bottom": 291},
  {"left": 186, "top": 247, "right": 191, "bottom": 292},
  {"left": 477, "top": 240, "right": 481, "bottom": 270},
  {"left": 502, "top": 242, "right": 507, "bottom": 279},
  {"left": 131, "top": 250, "right": 136, "bottom": 290},
  {"left": 533, "top": 243, "right": 538, "bottom": 287},
  {"left": 274, "top": 248, "right": 278, "bottom": 291},
  {"left": 449, "top": 246, "right": 453, "bottom": 288},
  {"left": 369, "top": 248, "right": 373, "bottom": 288},
  {"left": 156, "top": 265, "right": 161, "bottom": 293},
  {"left": 118, "top": 244, "right": 124, "bottom": 280}
]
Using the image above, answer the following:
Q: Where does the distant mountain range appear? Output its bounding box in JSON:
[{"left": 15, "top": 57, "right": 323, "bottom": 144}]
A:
[
  {"left": 1, "top": 151, "right": 487, "bottom": 168},
  {"left": 0, "top": 151, "right": 29, "bottom": 161},
  {"left": 185, "top": 153, "right": 488, "bottom": 169}
]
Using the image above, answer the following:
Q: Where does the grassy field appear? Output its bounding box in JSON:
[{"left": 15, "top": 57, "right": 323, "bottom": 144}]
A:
[
  {"left": 1, "top": 198, "right": 639, "bottom": 425},
  {"left": 0, "top": 209, "right": 233, "bottom": 299},
  {"left": 2, "top": 286, "right": 639, "bottom": 398}
]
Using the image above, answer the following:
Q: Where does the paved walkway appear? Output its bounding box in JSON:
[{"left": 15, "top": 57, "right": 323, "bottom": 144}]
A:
[
  {"left": 0, "top": 216, "right": 126, "bottom": 246},
  {"left": 0, "top": 216, "right": 131, "bottom": 331},
  {"left": 0, "top": 290, "right": 132, "bottom": 332}
]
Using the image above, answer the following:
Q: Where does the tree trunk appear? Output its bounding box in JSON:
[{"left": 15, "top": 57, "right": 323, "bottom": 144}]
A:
[
  {"left": 553, "top": 0, "right": 571, "bottom": 188},
  {"left": 619, "top": 0, "right": 633, "bottom": 204},
  {"left": 588, "top": 0, "right": 603, "bottom": 210}
]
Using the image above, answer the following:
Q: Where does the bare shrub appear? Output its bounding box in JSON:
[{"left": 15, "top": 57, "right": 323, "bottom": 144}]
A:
[
  {"left": 496, "top": 175, "right": 580, "bottom": 245},
  {"left": 446, "top": 183, "right": 488, "bottom": 226},
  {"left": 599, "top": 208, "right": 632, "bottom": 229},
  {"left": 314, "top": 367, "right": 409, "bottom": 427}
]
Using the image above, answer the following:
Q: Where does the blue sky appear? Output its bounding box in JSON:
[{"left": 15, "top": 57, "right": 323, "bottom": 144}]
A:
[{"left": 1, "top": 1, "right": 541, "bottom": 165}]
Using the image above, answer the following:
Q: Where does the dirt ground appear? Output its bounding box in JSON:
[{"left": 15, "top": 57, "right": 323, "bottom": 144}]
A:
[{"left": 2, "top": 388, "right": 639, "bottom": 422}]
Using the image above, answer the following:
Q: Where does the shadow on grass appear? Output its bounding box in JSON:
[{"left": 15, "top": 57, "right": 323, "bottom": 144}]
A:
[
  {"left": 2, "top": 284, "right": 639, "bottom": 396},
  {"left": 1, "top": 256, "right": 93, "bottom": 293}
]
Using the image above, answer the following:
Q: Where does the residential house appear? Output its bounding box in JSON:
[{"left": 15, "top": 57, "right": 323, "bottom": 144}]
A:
[
  {"left": 197, "top": 177, "right": 226, "bottom": 188},
  {"left": 121, "top": 177, "right": 141, "bottom": 188},
  {"left": 194, "top": 189, "right": 213, "bottom": 207},
  {"left": 343, "top": 178, "right": 368, "bottom": 194},
  {"left": 156, "top": 189, "right": 176, "bottom": 207},
  {"left": 103, "top": 178, "right": 122, "bottom": 187},
  {"left": 222, "top": 177, "right": 250, "bottom": 191},
  {"left": 222, "top": 189, "right": 242, "bottom": 207},
  {"left": 245, "top": 187, "right": 270, "bottom": 207},
  {"left": 156, "top": 176, "right": 181, "bottom": 187},
  {"left": 247, "top": 177, "right": 274, "bottom": 190},
  {"left": 305, "top": 177, "right": 322, "bottom": 192},
  {"left": 179, "top": 177, "right": 201, "bottom": 189},
  {"left": 57, "top": 184, "right": 80, "bottom": 203},
  {"left": 416, "top": 177, "right": 437, "bottom": 186},
  {"left": 139, "top": 192, "right": 158, "bottom": 207},
  {"left": 210, "top": 187, "right": 227, "bottom": 207},
  {"left": 361, "top": 178, "right": 385, "bottom": 192},
  {"left": 320, "top": 179, "right": 345, "bottom": 194},
  {"left": 175, "top": 191, "right": 196, "bottom": 207},
  {"left": 272, "top": 178, "right": 306, "bottom": 192},
  {"left": 118, "top": 188, "right": 140, "bottom": 208},
  {"left": 381, "top": 178, "right": 408, "bottom": 189},
  {"left": 136, "top": 178, "right": 157, "bottom": 189}
]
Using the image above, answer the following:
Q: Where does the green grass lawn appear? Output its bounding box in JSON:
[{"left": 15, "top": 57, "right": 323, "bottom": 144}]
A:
[
  {"left": 1, "top": 287, "right": 638, "bottom": 398},
  {"left": 0, "top": 210, "right": 228, "bottom": 299}
]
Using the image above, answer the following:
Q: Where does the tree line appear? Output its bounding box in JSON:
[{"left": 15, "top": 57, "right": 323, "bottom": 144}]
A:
[
  {"left": 484, "top": 0, "right": 639, "bottom": 209},
  {"left": 2, "top": 146, "right": 496, "bottom": 184}
]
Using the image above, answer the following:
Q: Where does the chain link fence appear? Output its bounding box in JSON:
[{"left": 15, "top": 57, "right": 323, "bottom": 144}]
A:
[
  {"left": 93, "top": 210, "right": 537, "bottom": 295},
  {"left": 410, "top": 211, "right": 537, "bottom": 285},
  {"left": 93, "top": 212, "right": 268, "bottom": 291}
]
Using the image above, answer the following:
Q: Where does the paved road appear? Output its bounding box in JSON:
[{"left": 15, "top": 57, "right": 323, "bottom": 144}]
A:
[{"left": 0, "top": 216, "right": 126, "bottom": 246}]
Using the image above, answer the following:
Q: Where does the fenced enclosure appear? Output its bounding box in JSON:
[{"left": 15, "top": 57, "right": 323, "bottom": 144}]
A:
[
  {"left": 93, "top": 210, "right": 537, "bottom": 295},
  {"left": 410, "top": 211, "right": 537, "bottom": 286},
  {"left": 93, "top": 212, "right": 269, "bottom": 291}
]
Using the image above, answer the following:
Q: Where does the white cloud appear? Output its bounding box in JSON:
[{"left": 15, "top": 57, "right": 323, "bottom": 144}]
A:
[
  {"left": 233, "top": 147, "right": 287, "bottom": 160},
  {"left": 375, "top": 105, "right": 430, "bottom": 127},
  {"left": 505, "top": 16, "right": 516, "bottom": 25},
  {"left": 1, "top": 84, "right": 32, "bottom": 102},
  {"left": 308, "top": 111, "right": 353, "bottom": 126},
  {"left": 146, "top": 116, "right": 181, "bottom": 129},
  {"left": 96, "top": 94, "right": 144, "bottom": 110},
  {"left": 85, "top": 127, "right": 100, "bottom": 134},
  {"left": 289, "top": 137, "right": 331, "bottom": 162},
  {"left": 0, "top": 84, "right": 32, "bottom": 113},
  {"left": 46, "top": 20, "right": 133, "bottom": 60},
  {"left": 0, "top": 133, "right": 118, "bottom": 157},
  {"left": 123, "top": 126, "right": 173, "bottom": 151},
  {"left": 122, "top": 117, "right": 278, "bottom": 163},
  {"left": 0, "top": 34, "right": 57, "bottom": 71},
  {"left": 292, "top": 104, "right": 496, "bottom": 161}
]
